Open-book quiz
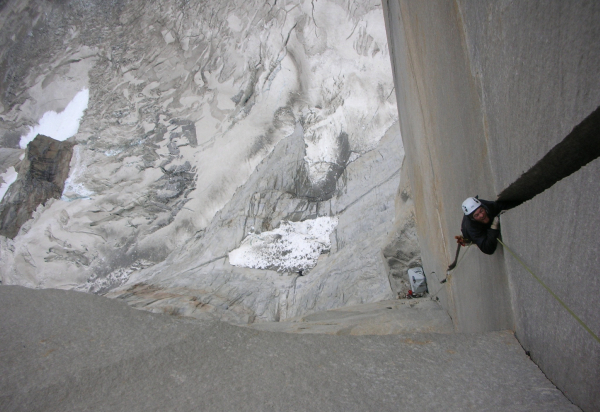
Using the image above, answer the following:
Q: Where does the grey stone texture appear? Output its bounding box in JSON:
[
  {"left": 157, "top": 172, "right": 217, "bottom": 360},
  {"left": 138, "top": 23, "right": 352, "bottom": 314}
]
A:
[
  {"left": 382, "top": 1, "right": 600, "bottom": 410},
  {"left": 248, "top": 297, "right": 455, "bottom": 335},
  {"left": 382, "top": 164, "right": 422, "bottom": 298},
  {"left": 0, "top": 148, "right": 21, "bottom": 174},
  {"left": 0, "top": 286, "right": 579, "bottom": 412},
  {"left": 0, "top": 134, "right": 73, "bottom": 238},
  {"left": 0, "top": 0, "right": 594, "bottom": 410}
]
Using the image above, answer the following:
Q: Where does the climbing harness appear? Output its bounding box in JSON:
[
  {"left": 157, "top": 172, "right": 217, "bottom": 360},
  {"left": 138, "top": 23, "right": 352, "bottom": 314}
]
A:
[{"left": 497, "top": 239, "right": 600, "bottom": 345}]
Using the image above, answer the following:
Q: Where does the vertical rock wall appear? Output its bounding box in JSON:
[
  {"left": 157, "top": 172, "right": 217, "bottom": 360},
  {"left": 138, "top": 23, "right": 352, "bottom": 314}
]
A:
[
  {"left": 383, "top": 1, "right": 600, "bottom": 410},
  {"left": 383, "top": 0, "right": 513, "bottom": 332}
]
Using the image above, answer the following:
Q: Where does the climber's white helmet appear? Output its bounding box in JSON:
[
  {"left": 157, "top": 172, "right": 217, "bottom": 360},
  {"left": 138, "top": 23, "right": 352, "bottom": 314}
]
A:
[{"left": 462, "top": 197, "right": 481, "bottom": 216}]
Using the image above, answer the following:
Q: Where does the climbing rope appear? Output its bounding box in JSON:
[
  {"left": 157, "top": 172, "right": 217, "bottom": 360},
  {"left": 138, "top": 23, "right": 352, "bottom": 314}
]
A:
[
  {"left": 440, "top": 243, "right": 472, "bottom": 284},
  {"left": 430, "top": 245, "right": 472, "bottom": 299},
  {"left": 452, "top": 244, "right": 471, "bottom": 271},
  {"left": 498, "top": 238, "right": 600, "bottom": 345}
]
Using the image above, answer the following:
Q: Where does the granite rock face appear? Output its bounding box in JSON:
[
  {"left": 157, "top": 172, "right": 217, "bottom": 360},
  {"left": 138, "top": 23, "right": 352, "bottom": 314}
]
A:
[
  {"left": 0, "top": 134, "right": 73, "bottom": 238},
  {"left": 0, "top": 0, "right": 419, "bottom": 320},
  {"left": 0, "top": 286, "right": 580, "bottom": 412},
  {"left": 383, "top": 1, "right": 600, "bottom": 410}
]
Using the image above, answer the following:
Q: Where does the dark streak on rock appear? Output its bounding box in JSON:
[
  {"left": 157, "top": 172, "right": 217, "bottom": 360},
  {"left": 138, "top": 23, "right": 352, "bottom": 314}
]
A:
[{"left": 497, "top": 105, "right": 600, "bottom": 206}]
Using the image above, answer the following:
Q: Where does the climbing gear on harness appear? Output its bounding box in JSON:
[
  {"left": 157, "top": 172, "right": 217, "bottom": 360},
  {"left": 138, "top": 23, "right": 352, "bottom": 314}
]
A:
[
  {"left": 455, "top": 235, "right": 468, "bottom": 247},
  {"left": 498, "top": 238, "right": 600, "bottom": 345},
  {"left": 442, "top": 243, "right": 462, "bottom": 282},
  {"left": 462, "top": 197, "right": 481, "bottom": 215},
  {"left": 440, "top": 239, "right": 472, "bottom": 283}
]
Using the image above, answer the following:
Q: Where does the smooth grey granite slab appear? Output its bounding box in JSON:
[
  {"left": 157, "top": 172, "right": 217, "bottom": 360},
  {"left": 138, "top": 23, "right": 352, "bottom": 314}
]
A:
[{"left": 0, "top": 286, "right": 578, "bottom": 412}]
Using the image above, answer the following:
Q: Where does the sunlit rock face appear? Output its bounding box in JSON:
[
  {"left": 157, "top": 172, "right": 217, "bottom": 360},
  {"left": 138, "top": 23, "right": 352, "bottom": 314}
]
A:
[{"left": 0, "top": 0, "right": 418, "bottom": 321}]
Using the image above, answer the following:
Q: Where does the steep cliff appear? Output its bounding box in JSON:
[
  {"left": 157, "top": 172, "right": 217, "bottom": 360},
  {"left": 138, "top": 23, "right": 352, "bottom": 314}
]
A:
[{"left": 383, "top": 1, "right": 600, "bottom": 410}]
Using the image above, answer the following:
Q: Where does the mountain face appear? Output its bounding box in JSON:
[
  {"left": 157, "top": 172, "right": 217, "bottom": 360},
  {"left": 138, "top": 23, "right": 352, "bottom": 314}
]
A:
[{"left": 0, "top": 0, "right": 420, "bottom": 322}]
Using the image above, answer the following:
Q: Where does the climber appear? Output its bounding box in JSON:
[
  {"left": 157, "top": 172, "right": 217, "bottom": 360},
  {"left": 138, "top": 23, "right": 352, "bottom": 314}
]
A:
[{"left": 459, "top": 197, "right": 517, "bottom": 255}]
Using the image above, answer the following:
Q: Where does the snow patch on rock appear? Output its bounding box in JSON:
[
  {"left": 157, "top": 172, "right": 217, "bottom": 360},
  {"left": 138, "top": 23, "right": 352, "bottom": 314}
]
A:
[
  {"left": 0, "top": 166, "right": 18, "bottom": 202},
  {"left": 229, "top": 217, "right": 338, "bottom": 272},
  {"left": 19, "top": 89, "right": 89, "bottom": 149},
  {"left": 62, "top": 146, "right": 94, "bottom": 201},
  {"left": 75, "top": 259, "right": 156, "bottom": 294}
]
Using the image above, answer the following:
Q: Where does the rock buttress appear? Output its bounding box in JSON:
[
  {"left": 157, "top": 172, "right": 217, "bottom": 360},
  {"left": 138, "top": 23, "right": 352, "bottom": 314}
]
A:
[{"left": 0, "top": 134, "right": 73, "bottom": 238}]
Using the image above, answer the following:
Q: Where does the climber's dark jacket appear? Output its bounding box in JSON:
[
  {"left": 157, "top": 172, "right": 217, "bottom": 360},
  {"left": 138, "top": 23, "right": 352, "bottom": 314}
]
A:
[{"left": 461, "top": 199, "right": 517, "bottom": 255}]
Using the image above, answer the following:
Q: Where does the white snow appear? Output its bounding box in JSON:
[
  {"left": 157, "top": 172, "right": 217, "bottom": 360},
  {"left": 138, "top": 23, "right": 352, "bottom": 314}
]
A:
[
  {"left": 61, "top": 180, "right": 93, "bottom": 201},
  {"left": 227, "top": 14, "right": 243, "bottom": 32},
  {"left": 19, "top": 88, "right": 89, "bottom": 149},
  {"left": 62, "top": 146, "right": 94, "bottom": 201},
  {"left": 75, "top": 259, "right": 155, "bottom": 294},
  {"left": 228, "top": 217, "right": 338, "bottom": 272},
  {"left": 104, "top": 148, "right": 123, "bottom": 157},
  {"left": 0, "top": 166, "right": 18, "bottom": 202}
]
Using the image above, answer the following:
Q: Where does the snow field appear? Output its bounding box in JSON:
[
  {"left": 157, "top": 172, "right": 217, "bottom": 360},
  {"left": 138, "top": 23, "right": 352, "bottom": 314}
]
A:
[{"left": 228, "top": 216, "right": 338, "bottom": 272}]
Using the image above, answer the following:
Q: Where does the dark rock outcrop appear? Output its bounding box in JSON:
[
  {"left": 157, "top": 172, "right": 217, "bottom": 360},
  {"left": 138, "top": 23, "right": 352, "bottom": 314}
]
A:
[
  {"left": 0, "top": 134, "right": 73, "bottom": 238},
  {"left": 293, "top": 132, "right": 352, "bottom": 201}
]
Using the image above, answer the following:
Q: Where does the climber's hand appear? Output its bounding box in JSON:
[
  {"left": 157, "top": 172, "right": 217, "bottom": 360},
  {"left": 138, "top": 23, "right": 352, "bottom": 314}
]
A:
[
  {"left": 455, "top": 236, "right": 467, "bottom": 247},
  {"left": 491, "top": 216, "right": 500, "bottom": 230}
]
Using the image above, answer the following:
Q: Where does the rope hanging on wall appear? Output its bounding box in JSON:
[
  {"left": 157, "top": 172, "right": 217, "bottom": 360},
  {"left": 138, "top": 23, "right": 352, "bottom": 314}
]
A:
[{"left": 497, "top": 238, "right": 600, "bottom": 345}]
